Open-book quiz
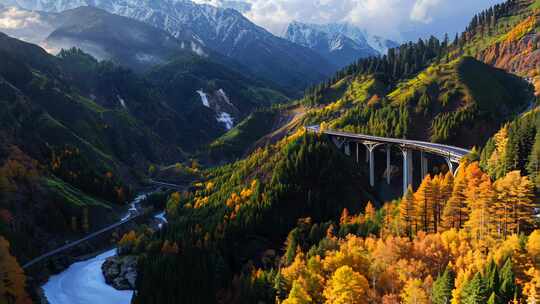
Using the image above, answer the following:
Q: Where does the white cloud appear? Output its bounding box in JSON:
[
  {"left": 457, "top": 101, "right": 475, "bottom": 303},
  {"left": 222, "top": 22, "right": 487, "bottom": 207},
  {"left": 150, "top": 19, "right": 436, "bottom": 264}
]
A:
[
  {"left": 410, "top": 0, "right": 441, "bottom": 23},
  {"left": 0, "top": 6, "right": 55, "bottom": 45},
  {"left": 0, "top": 6, "right": 43, "bottom": 29},
  {"left": 197, "top": 0, "right": 504, "bottom": 42}
]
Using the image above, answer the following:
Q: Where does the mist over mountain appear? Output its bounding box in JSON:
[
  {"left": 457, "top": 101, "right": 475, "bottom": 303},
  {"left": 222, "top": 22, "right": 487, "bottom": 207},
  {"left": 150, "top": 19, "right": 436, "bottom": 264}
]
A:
[{"left": 1, "top": 0, "right": 336, "bottom": 94}]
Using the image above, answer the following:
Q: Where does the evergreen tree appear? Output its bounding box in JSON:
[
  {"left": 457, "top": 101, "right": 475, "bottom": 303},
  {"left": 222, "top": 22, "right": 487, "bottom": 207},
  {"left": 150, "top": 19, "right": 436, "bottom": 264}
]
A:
[
  {"left": 432, "top": 267, "right": 455, "bottom": 304},
  {"left": 461, "top": 273, "right": 489, "bottom": 304},
  {"left": 487, "top": 292, "right": 497, "bottom": 304},
  {"left": 499, "top": 258, "right": 516, "bottom": 303},
  {"left": 527, "top": 129, "right": 540, "bottom": 189},
  {"left": 485, "top": 260, "right": 499, "bottom": 293},
  {"left": 283, "top": 280, "right": 312, "bottom": 304}
]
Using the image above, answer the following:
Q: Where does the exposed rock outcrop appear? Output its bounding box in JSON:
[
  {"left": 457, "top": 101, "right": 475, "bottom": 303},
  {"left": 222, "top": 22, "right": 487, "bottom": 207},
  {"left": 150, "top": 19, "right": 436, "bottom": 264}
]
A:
[{"left": 102, "top": 255, "right": 138, "bottom": 290}]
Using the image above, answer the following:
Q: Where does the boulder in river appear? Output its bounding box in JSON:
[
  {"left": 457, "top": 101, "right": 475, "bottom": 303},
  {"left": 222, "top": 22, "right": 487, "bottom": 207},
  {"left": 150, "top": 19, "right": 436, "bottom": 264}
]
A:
[{"left": 102, "top": 255, "right": 138, "bottom": 290}]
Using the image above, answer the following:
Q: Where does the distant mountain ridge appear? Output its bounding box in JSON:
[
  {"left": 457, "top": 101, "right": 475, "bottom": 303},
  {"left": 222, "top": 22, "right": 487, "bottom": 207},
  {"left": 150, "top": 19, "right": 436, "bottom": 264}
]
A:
[
  {"left": 284, "top": 21, "right": 399, "bottom": 68},
  {"left": 2, "top": 0, "right": 337, "bottom": 94},
  {"left": 43, "top": 6, "right": 208, "bottom": 72}
]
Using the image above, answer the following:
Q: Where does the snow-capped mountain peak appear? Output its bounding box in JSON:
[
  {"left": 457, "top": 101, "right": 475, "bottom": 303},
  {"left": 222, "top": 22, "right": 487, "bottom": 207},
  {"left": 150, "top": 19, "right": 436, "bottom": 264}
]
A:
[
  {"left": 284, "top": 21, "right": 381, "bottom": 68},
  {"left": 2, "top": 0, "right": 337, "bottom": 91}
]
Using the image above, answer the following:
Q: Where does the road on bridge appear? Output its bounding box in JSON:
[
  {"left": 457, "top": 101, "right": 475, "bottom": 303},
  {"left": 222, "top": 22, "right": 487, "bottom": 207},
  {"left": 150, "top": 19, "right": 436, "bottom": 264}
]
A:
[{"left": 306, "top": 126, "right": 471, "bottom": 162}]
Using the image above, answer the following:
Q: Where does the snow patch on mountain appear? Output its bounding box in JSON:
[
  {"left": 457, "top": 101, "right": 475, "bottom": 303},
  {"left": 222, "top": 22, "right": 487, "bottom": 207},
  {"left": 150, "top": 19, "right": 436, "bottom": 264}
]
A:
[
  {"left": 217, "top": 112, "right": 234, "bottom": 130},
  {"left": 191, "top": 41, "right": 207, "bottom": 57},
  {"left": 117, "top": 95, "right": 127, "bottom": 109},
  {"left": 197, "top": 89, "right": 210, "bottom": 108},
  {"left": 367, "top": 35, "right": 400, "bottom": 55},
  {"left": 217, "top": 88, "right": 233, "bottom": 106}
]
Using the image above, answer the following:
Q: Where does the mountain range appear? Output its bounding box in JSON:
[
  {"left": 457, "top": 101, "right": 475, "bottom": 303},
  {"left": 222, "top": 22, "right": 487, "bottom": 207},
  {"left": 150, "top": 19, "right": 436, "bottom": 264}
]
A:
[
  {"left": 284, "top": 21, "right": 398, "bottom": 68},
  {"left": 1, "top": 0, "right": 337, "bottom": 94}
]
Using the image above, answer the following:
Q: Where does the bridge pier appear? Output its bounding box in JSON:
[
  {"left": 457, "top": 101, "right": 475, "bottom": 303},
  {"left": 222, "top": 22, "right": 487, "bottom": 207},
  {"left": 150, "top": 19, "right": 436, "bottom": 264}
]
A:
[
  {"left": 445, "top": 157, "right": 454, "bottom": 175},
  {"left": 401, "top": 147, "right": 413, "bottom": 195},
  {"left": 344, "top": 142, "right": 351, "bottom": 156},
  {"left": 356, "top": 142, "right": 360, "bottom": 163},
  {"left": 318, "top": 128, "right": 470, "bottom": 192},
  {"left": 386, "top": 146, "right": 391, "bottom": 185},
  {"left": 421, "top": 151, "right": 428, "bottom": 179},
  {"left": 332, "top": 136, "right": 345, "bottom": 149},
  {"left": 363, "top": 142, "right": 382, "bottom": 187}
]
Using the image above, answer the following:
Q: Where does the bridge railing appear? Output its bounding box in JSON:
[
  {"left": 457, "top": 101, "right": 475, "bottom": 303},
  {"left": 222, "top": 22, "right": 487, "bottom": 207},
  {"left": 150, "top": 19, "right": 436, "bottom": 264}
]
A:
[{"left": 306, "top": 125, "right": 470, "bottom": 161}]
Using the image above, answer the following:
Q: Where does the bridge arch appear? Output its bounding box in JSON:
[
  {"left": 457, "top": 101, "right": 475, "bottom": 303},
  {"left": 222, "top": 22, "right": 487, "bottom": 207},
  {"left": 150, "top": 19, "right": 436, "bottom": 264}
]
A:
[{"left": 308, "top": 125, "right": 470, "bottom": 195}]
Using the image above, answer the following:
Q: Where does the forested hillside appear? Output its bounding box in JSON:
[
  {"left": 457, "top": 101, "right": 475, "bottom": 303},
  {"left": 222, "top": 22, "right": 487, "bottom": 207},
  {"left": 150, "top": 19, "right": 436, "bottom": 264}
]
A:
[
  {"left": 212, "top": 0, "right": 539, "bottom": 163},
  {"left": 128, "top": 1, "right": 540, "bottom": 303}
]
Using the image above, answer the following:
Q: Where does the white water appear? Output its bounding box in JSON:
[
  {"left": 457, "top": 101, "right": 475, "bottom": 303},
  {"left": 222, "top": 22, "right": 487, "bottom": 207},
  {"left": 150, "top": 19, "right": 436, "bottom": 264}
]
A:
[
  {"left": 42, "top": 249, "right": 133, "bottom": 304},
  {"left": 154, "top": 212, "right": 168, "bottom": 229},
  {"left": 196, "top": 89, "right": 210, "bottom": 108},
  {"left": 217, "top": 112, "right": 234, "bottom": 130},
  {"left": 120, "top": 193, "right": 148, "bottom": 221}
]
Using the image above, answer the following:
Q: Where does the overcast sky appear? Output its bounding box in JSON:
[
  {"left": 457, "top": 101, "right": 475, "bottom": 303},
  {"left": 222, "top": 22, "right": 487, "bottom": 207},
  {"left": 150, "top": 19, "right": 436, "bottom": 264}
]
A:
[{"left": 194, "top": 0, "right": 504, "bottom": 41}]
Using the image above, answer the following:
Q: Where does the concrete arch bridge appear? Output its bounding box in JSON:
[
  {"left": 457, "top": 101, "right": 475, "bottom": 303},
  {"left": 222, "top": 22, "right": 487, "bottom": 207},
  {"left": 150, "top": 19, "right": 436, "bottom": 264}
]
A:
[{"left": 306, "top": 125, "right": 471, "bottom": 195}]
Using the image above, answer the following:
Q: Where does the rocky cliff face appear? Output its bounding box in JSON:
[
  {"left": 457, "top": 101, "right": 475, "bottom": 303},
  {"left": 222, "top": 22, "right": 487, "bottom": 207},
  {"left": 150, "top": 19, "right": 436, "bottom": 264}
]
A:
[{"left": 477, "top": 32, "right": 540, "bottom": 94}]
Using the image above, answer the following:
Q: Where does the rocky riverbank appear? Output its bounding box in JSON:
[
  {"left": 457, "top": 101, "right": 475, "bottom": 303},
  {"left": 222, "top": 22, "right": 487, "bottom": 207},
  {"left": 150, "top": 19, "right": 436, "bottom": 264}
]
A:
[{"left": 102, "top": 255, "right": 138, "bottom": 290}]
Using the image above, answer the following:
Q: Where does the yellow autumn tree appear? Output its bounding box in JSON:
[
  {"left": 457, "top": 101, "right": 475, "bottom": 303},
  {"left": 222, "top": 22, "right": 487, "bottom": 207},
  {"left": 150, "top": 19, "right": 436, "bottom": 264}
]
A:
[
  {"left": 494, "top": 171, "right": 536, "bottom": 236},
  {"left": 415, "top": 175, "right": 436, "bottom": 233},
  {"left": 487, "top": 125, "right": 508, "bottom": 179},
  {"left": 0, "top": 237, "right": 31, "bottom": 304},
  {"left": 401, "top": 278, "right": 429, "bottom": 304},
  {"left": 365, "top": 201, "right": 376, "bottom": 222},
  {"left": 441, "top": 169, "right": 468, "bottom": 231},
  {"left": 323, "top": 265, "right": 369, "bottom": 304},
  {"left": 465, "top": 177, "right": 496, "bottom": 247},
  {"left": 524, "top": 268, "right": 540, "bottom": 304},
  {"left": 400, "top": 186, "right": 416, "bottom": 237},
  {"left": 283, "top": 280, "right": 312, "bottom": 304},
  {"left": 528, "top": 230, "right": 540, "bottom": 266},
  {"left": 440, "top": 172, "right": 454, "bottom": 203}
]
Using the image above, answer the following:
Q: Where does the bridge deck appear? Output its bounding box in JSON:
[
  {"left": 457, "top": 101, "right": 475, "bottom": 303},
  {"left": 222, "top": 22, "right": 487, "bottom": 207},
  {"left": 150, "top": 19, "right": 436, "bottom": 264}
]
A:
[{"left": 306, "top": 126, "right": 471, "bottom": 162}]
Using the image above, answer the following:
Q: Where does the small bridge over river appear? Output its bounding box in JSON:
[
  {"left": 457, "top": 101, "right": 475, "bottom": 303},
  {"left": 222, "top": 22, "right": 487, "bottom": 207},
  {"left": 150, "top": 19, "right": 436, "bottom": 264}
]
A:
[{"left": 306, "top": 125, "right": 471, "bottom": 194}]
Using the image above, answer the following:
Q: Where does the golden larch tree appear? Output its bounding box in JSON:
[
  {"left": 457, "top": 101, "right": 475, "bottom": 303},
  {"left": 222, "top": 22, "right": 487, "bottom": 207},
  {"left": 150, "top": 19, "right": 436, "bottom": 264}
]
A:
[
  {"left": 401, "top": 278, "right": 429, "bottom": 304},
  {"left": 441, "top": 169, "right": 468, "bottom": 231},
  {"left": 400, "top": 186, "right": 416, "bottom": 237},
  {"left": 323, "top": 265, "right": 369, "bottom": 304},
  {"left": 465, "top": 177, "right": 496, "bottom": 246},
  {"left": 415, "top": 175, "right": 436, "bottom": 233},
  {"left": 494, "top": 171, "right": 536, "bottom": 237}
]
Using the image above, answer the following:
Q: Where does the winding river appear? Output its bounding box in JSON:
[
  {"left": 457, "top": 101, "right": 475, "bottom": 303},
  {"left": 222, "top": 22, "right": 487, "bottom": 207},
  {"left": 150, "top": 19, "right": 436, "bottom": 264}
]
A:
[
  {"left": 42, "top": 249, "right": 133, "bottom": 304},
  {"left": 42, "top": 193, "right": 167, "bottom": 304}
]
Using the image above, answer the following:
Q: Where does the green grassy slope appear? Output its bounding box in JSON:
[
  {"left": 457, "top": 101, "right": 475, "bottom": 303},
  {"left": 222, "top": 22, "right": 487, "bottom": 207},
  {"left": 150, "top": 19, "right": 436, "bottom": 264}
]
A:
[{"left": 303, "top": 57, "right": 532, "bottom": 147}]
